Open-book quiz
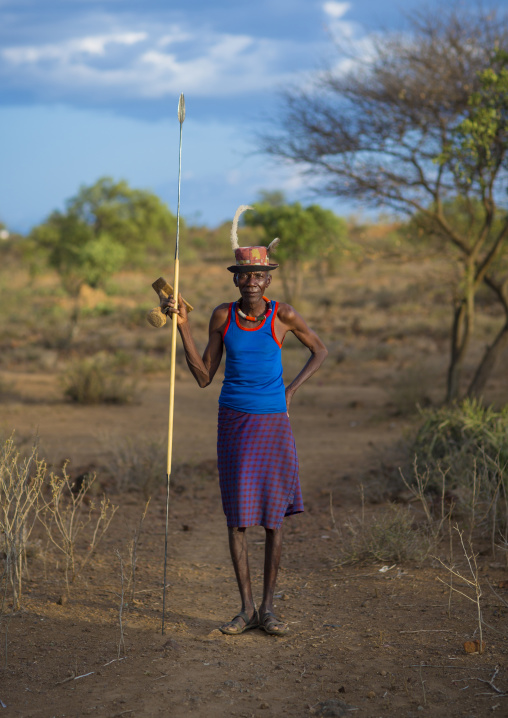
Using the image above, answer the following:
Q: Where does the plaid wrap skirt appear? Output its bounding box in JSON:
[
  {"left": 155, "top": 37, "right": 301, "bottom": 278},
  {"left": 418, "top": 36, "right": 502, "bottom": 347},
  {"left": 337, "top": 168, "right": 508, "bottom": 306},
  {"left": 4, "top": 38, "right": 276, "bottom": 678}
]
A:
[{"left": 217, "top": 406, "right": 304, "bottom": 530}]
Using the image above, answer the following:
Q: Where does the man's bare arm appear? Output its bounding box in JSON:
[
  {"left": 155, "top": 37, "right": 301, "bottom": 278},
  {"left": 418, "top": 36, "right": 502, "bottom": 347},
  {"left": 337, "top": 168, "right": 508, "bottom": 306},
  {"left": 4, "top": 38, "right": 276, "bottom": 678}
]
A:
[
  {"left": 163, "top": 294, "right": 228, "bottom": 388},
  {"left": 276, "top": 303, "right": 328, "bottom": 410}
]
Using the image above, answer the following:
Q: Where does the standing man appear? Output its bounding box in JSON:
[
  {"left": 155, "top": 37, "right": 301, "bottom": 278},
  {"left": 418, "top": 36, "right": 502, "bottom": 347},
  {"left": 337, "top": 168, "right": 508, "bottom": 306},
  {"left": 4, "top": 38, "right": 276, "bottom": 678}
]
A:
[{"left": 163, "top": 205, "right": 327, "bottom": 636}]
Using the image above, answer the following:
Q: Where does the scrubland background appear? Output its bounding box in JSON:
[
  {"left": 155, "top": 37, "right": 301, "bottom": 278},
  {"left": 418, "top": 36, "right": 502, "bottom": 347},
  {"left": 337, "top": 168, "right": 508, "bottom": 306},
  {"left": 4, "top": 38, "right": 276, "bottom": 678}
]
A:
[{"left": 1, "top": 219, "right": 507, "bottom": 717}]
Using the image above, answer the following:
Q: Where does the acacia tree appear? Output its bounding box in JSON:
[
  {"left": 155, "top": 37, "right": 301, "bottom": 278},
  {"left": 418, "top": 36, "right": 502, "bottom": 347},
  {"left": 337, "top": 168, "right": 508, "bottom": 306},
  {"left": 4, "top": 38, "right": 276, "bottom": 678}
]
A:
[
  {"left": 263, "top": 7, "right": 508, "bottom": 401},
  {"left": 29, "top": 177, "right": 178, "bottom": 339},
  {"left": 438, "top": 49, "right": 508, "bottom": 397},
  {"left": 243, "top": 195, "right": 348, "bottom": 305},
  {"left": 66, "top": 177, "right": 178, "bottom": 265}
]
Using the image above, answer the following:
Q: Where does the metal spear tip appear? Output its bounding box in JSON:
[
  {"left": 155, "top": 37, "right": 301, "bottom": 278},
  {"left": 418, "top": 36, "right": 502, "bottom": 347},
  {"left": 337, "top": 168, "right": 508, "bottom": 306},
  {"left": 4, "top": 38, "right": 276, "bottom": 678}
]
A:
[{"left": 178, "top": 93, "right": 186, "bottom": 124}]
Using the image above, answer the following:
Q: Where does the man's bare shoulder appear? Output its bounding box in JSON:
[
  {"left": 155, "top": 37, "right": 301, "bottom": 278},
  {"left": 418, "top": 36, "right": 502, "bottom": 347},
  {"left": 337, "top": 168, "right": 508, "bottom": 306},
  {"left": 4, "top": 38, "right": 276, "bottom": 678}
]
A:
[
  {"left": 276, "top": 302, "right": 298, "bottom": 325},
  {"left": 211, "top": 303, "right": 230, "bottom": 318},
  {"left": 209, "top": 303, "right": 231, "bottom": 330}
]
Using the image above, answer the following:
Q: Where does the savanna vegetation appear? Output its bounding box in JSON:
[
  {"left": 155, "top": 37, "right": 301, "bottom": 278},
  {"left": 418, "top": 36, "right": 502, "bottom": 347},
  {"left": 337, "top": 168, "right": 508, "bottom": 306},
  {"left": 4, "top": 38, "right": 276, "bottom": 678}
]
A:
[
  {"left": 2, "top": 178, "right": 508, "bottom": 715},
  {"left": 1, "top": 6, "right": 508, "bottom": 714}
]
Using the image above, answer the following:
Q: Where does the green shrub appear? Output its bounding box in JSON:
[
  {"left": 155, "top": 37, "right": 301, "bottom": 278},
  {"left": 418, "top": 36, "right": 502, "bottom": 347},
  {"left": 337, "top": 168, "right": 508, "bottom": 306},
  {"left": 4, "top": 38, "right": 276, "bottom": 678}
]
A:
[
  {"left": 412, "top": 399, "right": 508, "bottom": 485},
  {"left": 81, "top": 302, "right": 115, "bottom": 318},
  {"left": 407, "top": 399, "right": 508, "bottom": 541},
  {"left": 63, "top": 357, "right": 138, "bottom": 404}
]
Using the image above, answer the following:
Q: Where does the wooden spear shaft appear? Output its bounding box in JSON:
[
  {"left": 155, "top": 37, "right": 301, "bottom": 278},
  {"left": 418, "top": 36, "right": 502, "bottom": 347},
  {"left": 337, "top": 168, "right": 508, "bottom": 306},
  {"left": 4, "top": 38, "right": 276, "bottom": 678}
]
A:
[{"left": 162, "top": 93, "right": 185, "bottom": 635}]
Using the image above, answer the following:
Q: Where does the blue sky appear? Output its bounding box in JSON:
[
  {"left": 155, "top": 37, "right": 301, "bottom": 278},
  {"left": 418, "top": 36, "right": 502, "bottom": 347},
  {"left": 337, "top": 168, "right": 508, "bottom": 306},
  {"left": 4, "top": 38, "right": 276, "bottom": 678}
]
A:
[{"left": 0, "top": 0, "right": 493, "bottom": 232}]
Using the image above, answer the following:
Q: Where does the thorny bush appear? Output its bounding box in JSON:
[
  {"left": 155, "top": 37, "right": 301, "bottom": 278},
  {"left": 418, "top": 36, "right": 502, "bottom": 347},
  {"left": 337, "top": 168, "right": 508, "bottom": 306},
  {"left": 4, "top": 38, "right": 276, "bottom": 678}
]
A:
[
  {"left": 407, "top": 399, "right": 508, "bottom": 547},
  {"left": 0, "top": 437, "right": 45, "bottom": 611}
]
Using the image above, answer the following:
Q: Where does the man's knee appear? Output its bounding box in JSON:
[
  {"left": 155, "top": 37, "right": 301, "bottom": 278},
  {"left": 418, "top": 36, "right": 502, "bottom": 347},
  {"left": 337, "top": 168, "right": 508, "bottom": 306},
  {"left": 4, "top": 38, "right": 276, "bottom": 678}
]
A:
[{"left": 229, "top": 526, "right": 246, "bottom": 535}]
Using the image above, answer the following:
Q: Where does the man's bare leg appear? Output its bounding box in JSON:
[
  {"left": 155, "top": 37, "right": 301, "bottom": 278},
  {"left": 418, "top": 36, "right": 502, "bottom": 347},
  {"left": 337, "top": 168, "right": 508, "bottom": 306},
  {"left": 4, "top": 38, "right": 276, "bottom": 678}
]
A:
[
  {"left": 259, "top": 527, "right": 288, "bottom": 634},
  {"left": 220, "top": 527, "right": 256, "bottom": 632}
]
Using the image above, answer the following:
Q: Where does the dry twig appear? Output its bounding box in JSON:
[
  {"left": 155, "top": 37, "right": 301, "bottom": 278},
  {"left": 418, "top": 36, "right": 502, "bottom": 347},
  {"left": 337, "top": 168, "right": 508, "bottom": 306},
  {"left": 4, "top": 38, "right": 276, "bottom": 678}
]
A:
[
  {"left": 115, "top": 549, "right": 126, "bottom": 658},
  {"left": 474, "top": 666, "right": 506, "bottom": 696},
  {"left": 433, "top": 525, "right": 484, "bottom": 653}
]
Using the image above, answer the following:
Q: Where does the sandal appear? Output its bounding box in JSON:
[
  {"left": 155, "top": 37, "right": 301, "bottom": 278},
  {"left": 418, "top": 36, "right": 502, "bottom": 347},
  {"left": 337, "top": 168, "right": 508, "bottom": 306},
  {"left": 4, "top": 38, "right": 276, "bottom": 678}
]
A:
[
  {"left": 219, "top": 609, "right": 259, "bottom": 635},
  {"left": 259, "top": 610, "right": 289, "bottom": 636}
]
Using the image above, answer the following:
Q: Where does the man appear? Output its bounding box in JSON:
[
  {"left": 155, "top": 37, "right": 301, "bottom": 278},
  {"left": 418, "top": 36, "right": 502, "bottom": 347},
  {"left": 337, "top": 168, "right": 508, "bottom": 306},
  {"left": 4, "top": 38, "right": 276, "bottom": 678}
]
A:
[{"left": 163, "top": 205, "right": 327, "bottom": 636}]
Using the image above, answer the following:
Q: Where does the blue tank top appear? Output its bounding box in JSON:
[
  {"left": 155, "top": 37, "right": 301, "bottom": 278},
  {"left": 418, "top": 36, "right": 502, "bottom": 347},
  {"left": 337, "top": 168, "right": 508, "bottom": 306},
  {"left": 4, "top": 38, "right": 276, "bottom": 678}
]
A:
[{"left": 219, "top": 300, "right": 286, "bottom": 414}]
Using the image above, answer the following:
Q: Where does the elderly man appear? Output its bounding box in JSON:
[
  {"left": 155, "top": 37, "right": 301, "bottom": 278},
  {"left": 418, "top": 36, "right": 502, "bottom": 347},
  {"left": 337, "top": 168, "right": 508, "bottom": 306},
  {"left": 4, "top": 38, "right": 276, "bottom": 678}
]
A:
[{"left": 164, "top": 206, "right": 327, "bottom": 636}]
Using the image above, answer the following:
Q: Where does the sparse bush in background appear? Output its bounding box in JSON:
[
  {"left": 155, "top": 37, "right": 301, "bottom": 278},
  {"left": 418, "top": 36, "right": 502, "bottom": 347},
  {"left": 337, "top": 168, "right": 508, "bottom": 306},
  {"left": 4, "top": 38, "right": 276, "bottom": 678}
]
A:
[
  {"left": 136, "top": 356, "right": 168, "bottom": 374},
  {"left": 125, "top": 305, "right": 155, "bottom": 328},
  {"left": 0, "top": 376, "right": 17, "bottom": 402},
  {"left": 406, "top": 400, "right": 508, "bottom": 548},
  {"left": 81, "top": 302, "right": 116, "bottom": 318},
  {"left": 0, "top": 437, "right": 45, "bottom": 610},
  {"left": 105, "top": 436, "right": 166, "bottom": 497},
  {"left": 337, "top": 501, "right": 435, "bottom": 565},
  {"left": 104, "top": 436, "right": 218, "bottom": 497},
  {"left": 39, "top": 469, "right": 117, "bottom": 593},
  {"left": 389, "top": 363, "right": 435, "bottom": 416},
  {"left": 63, "top": 357, "right": 138, "bottom": 404}
]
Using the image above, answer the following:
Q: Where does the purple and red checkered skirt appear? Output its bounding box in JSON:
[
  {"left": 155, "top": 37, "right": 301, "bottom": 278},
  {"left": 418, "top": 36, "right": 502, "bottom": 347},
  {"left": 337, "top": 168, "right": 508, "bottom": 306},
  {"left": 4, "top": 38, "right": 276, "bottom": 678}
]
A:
[{"left": 217, "top": 406, "right": 304, "bottom": 530}]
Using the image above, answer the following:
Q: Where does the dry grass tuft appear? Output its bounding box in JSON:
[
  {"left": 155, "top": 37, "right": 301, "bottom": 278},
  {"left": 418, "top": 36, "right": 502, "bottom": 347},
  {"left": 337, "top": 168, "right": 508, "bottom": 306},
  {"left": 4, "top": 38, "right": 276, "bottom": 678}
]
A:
[
  {"left": 63, "top": 357, "right": 138, "bottom": 404},
  {"left": 104, "top": 436, "right": 218, "bottom": 498},
  {"left": 336, "top": 496, "right": 435, "bottom": 565},
  {"left": 104, "top": 436, "right": 166, "bottom": 497}
]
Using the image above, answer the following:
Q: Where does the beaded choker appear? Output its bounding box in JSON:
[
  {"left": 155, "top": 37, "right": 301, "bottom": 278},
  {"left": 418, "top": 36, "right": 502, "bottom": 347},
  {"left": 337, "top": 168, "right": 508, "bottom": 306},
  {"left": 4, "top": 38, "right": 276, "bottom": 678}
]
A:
[{"left": 236, "top": 296, "right": 271, "bottom": 322}]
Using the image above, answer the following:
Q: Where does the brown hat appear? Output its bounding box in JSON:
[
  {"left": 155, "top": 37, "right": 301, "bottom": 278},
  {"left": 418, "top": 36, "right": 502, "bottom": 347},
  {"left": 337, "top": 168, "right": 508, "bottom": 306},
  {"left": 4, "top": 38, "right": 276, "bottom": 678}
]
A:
[{"left": 227, "top": 205, "right": 279, "bottom": 273}]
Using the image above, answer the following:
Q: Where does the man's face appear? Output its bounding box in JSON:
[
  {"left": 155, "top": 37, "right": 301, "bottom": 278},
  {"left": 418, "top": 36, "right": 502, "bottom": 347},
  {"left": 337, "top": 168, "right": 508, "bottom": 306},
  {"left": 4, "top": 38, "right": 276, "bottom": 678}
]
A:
[{"left": 235, "top": 271, "right": 272, "bottom": 300}]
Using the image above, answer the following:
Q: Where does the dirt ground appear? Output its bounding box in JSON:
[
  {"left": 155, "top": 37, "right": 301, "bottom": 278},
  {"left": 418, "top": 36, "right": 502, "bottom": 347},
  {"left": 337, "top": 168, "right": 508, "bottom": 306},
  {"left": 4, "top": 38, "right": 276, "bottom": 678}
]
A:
[{"left": 1, "top": 367, "right": 508, "bottom": 718}]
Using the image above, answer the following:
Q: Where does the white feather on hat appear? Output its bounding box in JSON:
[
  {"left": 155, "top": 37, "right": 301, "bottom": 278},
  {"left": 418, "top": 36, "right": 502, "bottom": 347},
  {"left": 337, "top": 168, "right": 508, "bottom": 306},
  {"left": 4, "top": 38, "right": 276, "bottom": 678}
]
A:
[
  {"left": 267, "top": 237, "right": 280, "bottom": 255},
  {"left": 230, "top": 205, "right": 253, "bottom": 250},
  {"left": 230, "top": 205, "right": 280, "bottom": 256}
]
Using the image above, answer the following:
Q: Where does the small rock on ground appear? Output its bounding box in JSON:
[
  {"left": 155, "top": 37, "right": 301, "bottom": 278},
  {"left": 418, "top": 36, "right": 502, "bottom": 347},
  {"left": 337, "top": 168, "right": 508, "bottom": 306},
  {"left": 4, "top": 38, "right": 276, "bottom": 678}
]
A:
[{"left": 311, "top": 699, "right": 355, "bottom": 717}]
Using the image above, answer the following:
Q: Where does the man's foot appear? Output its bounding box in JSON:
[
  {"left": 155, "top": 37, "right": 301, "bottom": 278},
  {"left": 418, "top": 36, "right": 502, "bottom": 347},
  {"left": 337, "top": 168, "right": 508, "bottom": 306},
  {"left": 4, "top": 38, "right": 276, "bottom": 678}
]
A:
[
  {"left": 219, "top": 609, "right": 259, "bottom": 635},
  {"left": 259, "top": 610, "right": 289, "bottom": 636}
]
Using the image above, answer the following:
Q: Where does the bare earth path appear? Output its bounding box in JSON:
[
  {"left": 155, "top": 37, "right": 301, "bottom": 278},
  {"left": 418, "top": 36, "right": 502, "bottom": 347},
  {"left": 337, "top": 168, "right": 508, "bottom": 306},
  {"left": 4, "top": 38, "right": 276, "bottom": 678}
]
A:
[{"left": 1, "top": 376, "right": 507, "bottom": 717}]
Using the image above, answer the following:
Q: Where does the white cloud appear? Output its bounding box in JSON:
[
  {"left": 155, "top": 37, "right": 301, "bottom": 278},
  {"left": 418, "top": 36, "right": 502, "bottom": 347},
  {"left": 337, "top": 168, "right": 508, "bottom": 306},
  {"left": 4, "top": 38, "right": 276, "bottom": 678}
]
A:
[
  {"left": 136, "top": 33, "right": 277, "bottom": 96},
  {"left": 321, "top": 1, "right": 359, "bottom": 43},
  {"left": 0, "top": 5, "right": 375, "bottom": 107},
  {"left": 323, "top": 2, "right": 350, "bottom": 19},
  {"left": 157, "top": 27, "right": 192, "bottom": 48},
  {"left": 0, "top": 25, "right": 296, "bottom": 99},
  {"left": 4, "top": 32, "right": 147, "bottom": 64}
]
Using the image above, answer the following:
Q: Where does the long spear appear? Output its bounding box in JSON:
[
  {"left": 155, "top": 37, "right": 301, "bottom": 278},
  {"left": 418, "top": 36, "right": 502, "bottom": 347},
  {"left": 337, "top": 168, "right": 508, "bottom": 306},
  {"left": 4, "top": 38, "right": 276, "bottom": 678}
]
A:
[{"left": 162, "top": 92, "right": 185, "bottom": 635}]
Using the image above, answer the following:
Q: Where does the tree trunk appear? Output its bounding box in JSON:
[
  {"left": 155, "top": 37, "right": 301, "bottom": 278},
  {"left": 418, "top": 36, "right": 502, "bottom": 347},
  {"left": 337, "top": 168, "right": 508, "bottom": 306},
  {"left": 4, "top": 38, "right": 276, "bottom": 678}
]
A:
[
  {"left": 279, "top": 263, "right": 305, "bottom": 307},
  {"left": 446, "top": 299, "right": 473, "bottom": 402},
  {"left": 67, "top": 290, "right": 83, "bottom": 345},
  {"left": 468, "top": 275, "right": 508, "bottom": 399},
  {"left": 279, "top": 266, "right": 292, "bottom": 304},
  {"left": 290, "top": 269, "right": 304, "bottom": 310},
  {"left": 468, "top": 319, "right": 508, "bottom": 398},
  {"left": 446, "top": 261, "right": 476, "bottom": 402}
]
